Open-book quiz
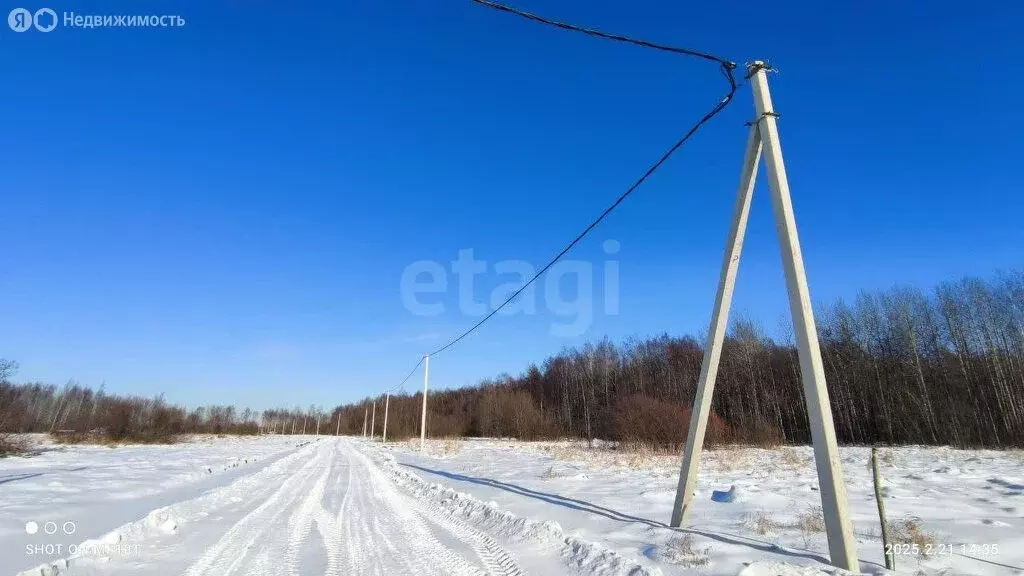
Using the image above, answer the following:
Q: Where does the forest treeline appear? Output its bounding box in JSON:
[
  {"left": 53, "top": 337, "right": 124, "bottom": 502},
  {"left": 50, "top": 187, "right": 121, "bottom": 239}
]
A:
[
  {"left": 0, "top": 359, "right": 341, "bottom": 442},
  {"left": 2, "top": 270, "right": 1022, "bottom": 448},
  {"left": 0, "top": 357, "right": 358, "bottom": 445},
  {"left": 335, "top": 271, "right": 1024, "bottom": 448}
]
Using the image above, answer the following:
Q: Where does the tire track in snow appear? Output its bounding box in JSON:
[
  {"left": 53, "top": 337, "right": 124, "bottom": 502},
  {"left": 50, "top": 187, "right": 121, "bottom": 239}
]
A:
[
  {"left": 365, "top": 442, "right": 658, "bottom": 576},
  {"left": 28, "top": 437, "right": 535, "bottom": 575},
  {"left": 183, "top": 440, "right": 330, "bottom": 576},
  {"left": 341, "top": 441, "right": 512, "bottom": 576},
  {"left": 414, "top": 498, "right": 524, "bottom": 576},
  {"left": 284, "top": 445, "right": 333, "bottom": 575},
  {"left": 314, "top": 440, "right": 352, "bottom": 575}
]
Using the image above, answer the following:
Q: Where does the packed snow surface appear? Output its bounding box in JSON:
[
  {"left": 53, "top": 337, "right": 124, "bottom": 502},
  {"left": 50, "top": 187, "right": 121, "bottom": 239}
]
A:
[
  {"left": 382, "top": 439, "right": 1023, "bottom": 575},
  {"left": 1, "top": 435, "right": 1020, "bottom": 575}
]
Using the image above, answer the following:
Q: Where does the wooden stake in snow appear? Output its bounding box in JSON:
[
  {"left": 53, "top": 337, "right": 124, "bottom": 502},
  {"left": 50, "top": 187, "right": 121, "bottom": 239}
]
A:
[
  {"left": 362, "top": 408, "right": 367, "bottom": 438},
  {"left": 336, "top": 415, "right": 341, "bottom": 436},
  {"left": 370, "top": 401, "right": 376, "bottom": 441},
  {"left": 872, "top": 447, "right": 894, "bottom": 570}
]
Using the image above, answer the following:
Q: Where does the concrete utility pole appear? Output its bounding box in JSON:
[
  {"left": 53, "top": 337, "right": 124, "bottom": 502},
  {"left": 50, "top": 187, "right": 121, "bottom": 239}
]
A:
[
  {"left": 370, "top": 402, "right": 376, "bottom": 441},
  {"left": 670, "top": 62, "right": 858, "bottom": 571},
  {"left": 672, "top": 125, "right": 761, "bottom": 527},
  {"left": 420, "top": 354, "right": 430, "bottom": 452},
  {"left": 362, "top": 408, "right": 368, "bottom": 437},
  {"left": 336, "top": 415, "right": 341, "bottom": 436},
  {"left": 382, "top": 394, "right": 390, "bottom": 443}
]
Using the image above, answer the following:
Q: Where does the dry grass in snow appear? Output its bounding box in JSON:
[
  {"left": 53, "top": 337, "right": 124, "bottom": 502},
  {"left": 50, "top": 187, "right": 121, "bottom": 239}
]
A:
[
  {"left": 795, "top": 505, "right": 826, "bottom": 534},
  {"left": 406, "top": 437, "right": 464, "bottom": 458},
  {"left": 890, "top": 518, "right": 938, "bottom": 556},
  {"left": 662, "top": 534, "right": 712, "bottom": 567},
  {"left": 0, "top": 433, "right": 34, "bottom": 458},
  {"left": 742, "top": 510, "right": 783, "bottom": 537}
]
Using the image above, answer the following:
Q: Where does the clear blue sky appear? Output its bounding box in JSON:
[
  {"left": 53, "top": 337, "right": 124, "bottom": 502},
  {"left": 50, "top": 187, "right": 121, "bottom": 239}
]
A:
[{"left": 1, "top": 1, "right": 1020, "bottom": 410}]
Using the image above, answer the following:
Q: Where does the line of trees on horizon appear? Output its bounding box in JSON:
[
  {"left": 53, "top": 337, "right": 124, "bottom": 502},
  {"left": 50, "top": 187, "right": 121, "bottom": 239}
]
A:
[
  {"left": 2, "top": 269, "right": 1022, "bottom": 448},
  {"left": 0, "top": 360, "right": 345, "bottom": 442},
  {"left": 336, "top": 270, "right": 1024, "bottom": 448}
]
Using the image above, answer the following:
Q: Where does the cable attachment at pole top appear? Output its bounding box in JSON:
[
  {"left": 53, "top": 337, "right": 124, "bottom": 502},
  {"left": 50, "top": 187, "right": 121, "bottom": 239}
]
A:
[
  {"left": 744, "top": 111, "right": 780, "bottom": 126},
  {"left": 744, "top": 60, "right": 777, "bottom": 79}
]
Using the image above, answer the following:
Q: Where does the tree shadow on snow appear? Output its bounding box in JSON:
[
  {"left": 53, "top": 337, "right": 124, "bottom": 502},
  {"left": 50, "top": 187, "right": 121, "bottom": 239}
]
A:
[
  {"left": 0, "top": 466, "right": 90, "bottom": 487},
  {"left": 401, "top": 463, "right": 887, "bottom": 572},
  {"left": 0, "top": 472, "right": 44, "bottom": 485}
]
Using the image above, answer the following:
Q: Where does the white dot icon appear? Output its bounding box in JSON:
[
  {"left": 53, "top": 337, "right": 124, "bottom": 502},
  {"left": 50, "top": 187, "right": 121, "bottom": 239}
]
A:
[{"left": 25, "top": 521, "right": 38, "bottom": 535}]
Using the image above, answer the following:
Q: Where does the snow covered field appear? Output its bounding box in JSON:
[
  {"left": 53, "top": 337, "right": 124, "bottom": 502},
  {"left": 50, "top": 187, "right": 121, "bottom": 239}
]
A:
[
  {"left": 1, "top": 435, "right": 1021, "bottom": 575},
  {"left": 378, "top": 438, "right": 1023, "bottom": 575},
  {"left": 1, "top": 434, "right": 303, "bottom": 574}
]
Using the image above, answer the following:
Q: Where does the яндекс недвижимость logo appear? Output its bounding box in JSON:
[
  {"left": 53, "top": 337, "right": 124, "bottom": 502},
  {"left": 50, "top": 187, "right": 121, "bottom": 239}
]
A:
[
  {"left": 7, "top": 8, "right": 184, "bottom": 32},
  {"left": 8, "top": 8, "right": 58, "bottom": 32}
]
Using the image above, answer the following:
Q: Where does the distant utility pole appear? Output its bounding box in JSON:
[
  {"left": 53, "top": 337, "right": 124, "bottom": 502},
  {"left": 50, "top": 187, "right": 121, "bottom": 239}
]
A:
[
  {"left": 382, "top": 393, "right": 390, "bottom": 444},
  {"left": 362, "top": 408, "right": 368, "bottom": 438},
  {"left": 336, "top": 415, "right": 341, "bottom": 436},
  {"left": 370, "top": 402, "right": 376, "bottom": 441},
  {"left": 302, "top": 414, "right": 307, "bottom": 435},
  {"left": 420, "top": 354, "right": 430, "bottom": 451},
  {"left": 670, "top": 62, "right": 857, "bottom": 571},
  {"left": 315, "top": 414, "right": 320, "bottom": 437}
]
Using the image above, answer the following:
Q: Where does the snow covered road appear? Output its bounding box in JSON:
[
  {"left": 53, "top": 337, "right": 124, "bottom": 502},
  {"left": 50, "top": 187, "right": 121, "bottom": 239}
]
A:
[
  {"left": 14, "top": 438, "right": 536, "bottom": 576},
  {"left": 180, "top": 438, "right": 523, "bottom": 576},
  {"left": 10, "top": 435, "right": 1021, "bottom": 575}
]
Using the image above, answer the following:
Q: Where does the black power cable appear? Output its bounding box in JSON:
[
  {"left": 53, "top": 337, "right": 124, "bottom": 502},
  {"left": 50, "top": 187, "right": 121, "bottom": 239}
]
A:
[
  {"left": 389, "top": 0, "right": 740, "bottom": 388},
  {"left": 470, "top": 0, "right": 734, "bottom": 69},
  {"left": 390, "top": 356, "right": 425, "bottom": 394}
]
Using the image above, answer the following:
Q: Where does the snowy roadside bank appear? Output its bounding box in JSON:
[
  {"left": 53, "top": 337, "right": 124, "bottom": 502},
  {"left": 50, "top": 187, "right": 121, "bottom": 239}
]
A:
[
  {"left": 376, "top": 438, "right": 1023, "bottom": 576},
  {"left": 356, "top": 439, "right": 660, "bottom": 575},
  {"left": 1, "top": 434, "right": 310, "bottom": 573}
]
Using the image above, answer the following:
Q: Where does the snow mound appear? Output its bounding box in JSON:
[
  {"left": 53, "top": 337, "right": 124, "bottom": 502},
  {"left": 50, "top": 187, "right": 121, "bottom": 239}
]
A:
[{"left": 371, "top": 448, "right": 660, "bottom": 576}]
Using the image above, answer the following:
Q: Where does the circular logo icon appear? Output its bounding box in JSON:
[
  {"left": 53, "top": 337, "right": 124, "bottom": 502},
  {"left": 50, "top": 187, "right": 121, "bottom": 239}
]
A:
[
  {"left": 8, "top": 8, "right": 32, "bottom": 32},
  {"left": 43, "top": 521, "right": 58, "bottom": 535},
  {"left": 25, "top": 521, "right": 39, "bottom": 535},
  {"left": 33, "top": 8, "right": 57, "bottom": 32},
  {"left": 63, "top": 521, "right": 76, "bottom": 534}
]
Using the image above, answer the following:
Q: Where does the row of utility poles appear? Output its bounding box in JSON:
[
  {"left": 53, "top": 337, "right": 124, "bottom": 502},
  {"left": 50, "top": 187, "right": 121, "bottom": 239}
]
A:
[
  {"left": 260, "top": 354, "right": 432, "bottom": 444},
  {"left": 359, "top": 353, "right": 430, "bottom": 448}
]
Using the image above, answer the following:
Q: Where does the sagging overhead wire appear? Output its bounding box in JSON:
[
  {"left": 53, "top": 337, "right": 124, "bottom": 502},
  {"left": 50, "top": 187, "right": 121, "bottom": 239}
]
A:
[
  {"left": 390, "top": 356, "right": 424, "bottom": 394},
  {"left": 470, "top": 0, "right": 734, "bottom": 69},
  {"left": 389, "top": 0, "right": 741, "bottom": 386}
]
